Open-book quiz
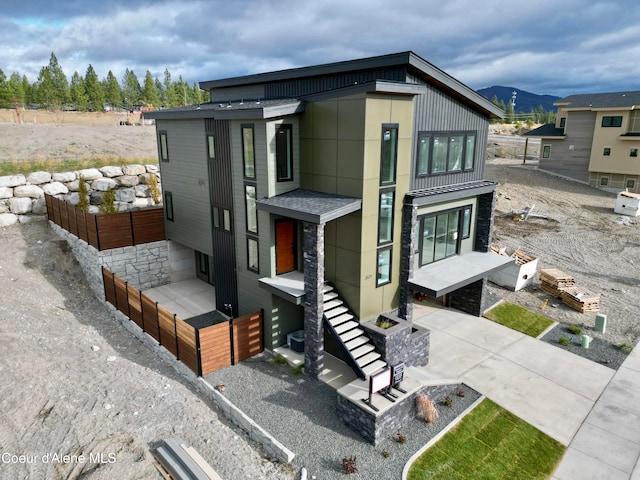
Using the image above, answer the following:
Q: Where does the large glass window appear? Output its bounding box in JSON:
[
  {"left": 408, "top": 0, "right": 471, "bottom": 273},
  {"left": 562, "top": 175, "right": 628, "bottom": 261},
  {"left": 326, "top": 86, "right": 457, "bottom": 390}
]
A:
[
  {"left": 242, "top": 125, "right": 255, "bottom": 179},
  {"left": 247, "top": 237, "right": 259, "bottom": 273},
  {"left": 380, "top": 125, "right": 398, "bottom": 184},
  {"left": 376, "top": 247, "right": 392, "bottom": 287},
  {"left": 378, "top": 189, "right": 394, "bottom": 244},
  {"left": 602, "top": 116, "right": 623, "bottom": 127},
  {"left": 159, "top": 131, "right": 169, "bottom": 162},
  {"left": 276, "top": 124, "right": 293, "bottom": 181},
  {"left": 245, "top": 184, "right": 257, "bottom": 233},
  {"left": 417, "top": 205, "right": 472, "bottom": 266},
  {"left": 417, "top": 132, "right": 476, "bottom": 175}
]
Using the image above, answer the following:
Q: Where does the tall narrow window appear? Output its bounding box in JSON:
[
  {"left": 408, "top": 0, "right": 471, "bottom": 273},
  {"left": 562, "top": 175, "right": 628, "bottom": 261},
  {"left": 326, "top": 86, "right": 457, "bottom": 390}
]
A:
[
  {"left": 223, "top": 209, "right": 231, "bottom": 231},
  {"left": 380, "top": 125, "right": 398, "bottom": 184},
  {"left": 378, "top": 189, "right": 394, "bottom": 244},
  {"left": 276, "top": 124, "right": 293, "bottom": 181},
  {"left": 447, "top": 136, "right": 464, "bottom": 171},
  {"left": 417, "top": 134, "right": 430, "bottom": 175},
  {"left": 242, "top": 125, "right": 255, "bottom": 179},
  {"left": 164, "top": 192, "right": 174, "bottom": 221},
  {"left": 247, "top": 237, "right": 259, "bottom": 273},
  {"left": 376, "top": 247, "right": 392, "bottom": 287},
  {"left": 159, "top": 131, "right": 169, "bottom": 162},
  {"left": 464, "top": 135, "right": 475, "bottom": 170},
  {"left": 542, "top": 145, "right": 551, "bottom": 159},
  {"left": 420, "top": 217, "right": 436, "bottom": 265},
  {"left": 245, "top": 184, "right": 258, "bottom": 233},
  {"left": 212, "top": 207, "right": 220, "bottom": 228},
  {"left": 432, "top": 135, "right": 448, "bottom": 173},
  {"left": 462, "top": 206, "right": 472, "bottom": 239},
  {"left": 206, "top": 133, "right": 215, "bottom": 159}
]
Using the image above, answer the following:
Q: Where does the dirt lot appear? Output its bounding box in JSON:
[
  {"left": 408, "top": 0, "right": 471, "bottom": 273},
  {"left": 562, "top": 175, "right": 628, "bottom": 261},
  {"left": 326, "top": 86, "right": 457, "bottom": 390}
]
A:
[{"left": 0, "top": 109, "right": 157, "bottom": 162}]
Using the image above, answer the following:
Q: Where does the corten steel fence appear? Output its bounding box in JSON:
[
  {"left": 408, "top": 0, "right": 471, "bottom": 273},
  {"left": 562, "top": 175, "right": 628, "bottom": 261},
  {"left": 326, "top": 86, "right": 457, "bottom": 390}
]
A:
[
  {"left": 102, "top": 268, "right": 263, "bottom": 376},
  {"left": 45, "top": 194, "right": 165, "bottom": 250}
]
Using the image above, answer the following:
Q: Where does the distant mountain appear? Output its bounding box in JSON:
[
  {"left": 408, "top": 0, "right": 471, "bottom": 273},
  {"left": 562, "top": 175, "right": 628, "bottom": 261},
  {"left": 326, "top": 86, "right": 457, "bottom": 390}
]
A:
[{"left": 477, "top": 86, "right": 561, "bottom": 113}]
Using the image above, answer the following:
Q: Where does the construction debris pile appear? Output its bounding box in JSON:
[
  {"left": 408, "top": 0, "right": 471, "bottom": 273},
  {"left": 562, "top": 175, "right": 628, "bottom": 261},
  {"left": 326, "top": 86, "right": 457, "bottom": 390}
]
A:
[{"left": 540, "top": 268, "right": 600, "bottom": 313}]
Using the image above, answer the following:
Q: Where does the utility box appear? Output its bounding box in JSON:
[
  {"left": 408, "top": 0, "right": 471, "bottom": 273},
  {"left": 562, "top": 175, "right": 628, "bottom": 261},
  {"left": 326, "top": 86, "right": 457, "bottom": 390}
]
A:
[
  {"left": 287, "top": 330, "right": 305, "bottom": 353},
  {"left": 595, "top": 314, "right": 607, "bottom": 334},
  {"left": 614, "top": 191, "right": 640, "bottom": 216}
]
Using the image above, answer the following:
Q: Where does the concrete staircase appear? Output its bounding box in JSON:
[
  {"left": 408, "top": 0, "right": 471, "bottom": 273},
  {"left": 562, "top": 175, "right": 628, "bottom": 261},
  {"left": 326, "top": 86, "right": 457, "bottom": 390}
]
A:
[{"left": 323, "top": 284, "right": 387, "bottom": 380}]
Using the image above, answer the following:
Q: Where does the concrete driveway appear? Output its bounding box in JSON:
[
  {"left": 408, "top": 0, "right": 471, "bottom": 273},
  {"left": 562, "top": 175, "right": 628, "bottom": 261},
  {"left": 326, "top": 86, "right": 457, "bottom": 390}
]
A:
[{"left": 411, "top": 303, "right": 615, "bottom": 446}]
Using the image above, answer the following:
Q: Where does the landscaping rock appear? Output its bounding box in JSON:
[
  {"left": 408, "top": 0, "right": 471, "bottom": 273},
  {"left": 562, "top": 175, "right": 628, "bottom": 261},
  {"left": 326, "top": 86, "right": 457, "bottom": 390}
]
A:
[
  {"left": 146, "top": 164, "right": 159, "bottom": 174},
  {"left": 92, "top": 178, "right": 117, "bottom": 191},
  {"left": 0, "top": 213, "right": 18, "bottom": 227},
  {"left": 32, "top": 198, "right": 47, "bottom": 215},
  {"left": 100, "top": 166, "right": 124, "bottom": 177},
  {"left": 52, "top": 171, "right": 76, "bottom": 183},
  {"left": 123, "top": 164, "right": 146, "bottom": 176},
  {"left": 65, "top": 192, "right": 80, "bottom": 205},
  {"left": 76, "top": 168, "right": 103, "bottom": 181},
  {"left": 135, "top": 185, "right": 150, "bottom": 197},
  {"left": 42, "top": 182, "right": 69, "bottom": 196},
  {"left": 9, "top": 197, "right": 32, "bottom": 214},
  {"left": 132, "top": 198, "right": 155, "bottom": 209},
  {"left": 117, "top": 175, "right": 139, "bottom": 187},
  {"left": 0, "top": 202, "right": 9, "bottom": 214},
  {"left": 0, "top": 187, "right": 12, "bottom": 199},
  {"left": 115, "top": 188, "right": 136, "bottom": 203},
  {"left": 0, "top": 174, "right": 26, "bottom": 188},
  {"left": 90, "top": 191, "right": 105, "bottom": 205},
  {"left": 26, "top": 171, "right": 52, "bottom": 185},
  {"left": 139, "top": 173, "right": 157, "bottom": 185},
  {"left": 66, "top": 179, "right": 90, "bottom": 192},
  {"left": 14, "top": 185, "right": 44, "bottom": 198}
]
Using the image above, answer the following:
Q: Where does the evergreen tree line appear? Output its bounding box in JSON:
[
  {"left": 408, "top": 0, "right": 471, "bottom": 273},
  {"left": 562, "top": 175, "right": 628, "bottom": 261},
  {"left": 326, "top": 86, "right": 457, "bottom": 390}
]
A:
[
  {"left": 0, "top": 52, "right": 207, "bottom": 111},
  {"left": 489, "top": 95, "right": 556, "bottom": 125}
]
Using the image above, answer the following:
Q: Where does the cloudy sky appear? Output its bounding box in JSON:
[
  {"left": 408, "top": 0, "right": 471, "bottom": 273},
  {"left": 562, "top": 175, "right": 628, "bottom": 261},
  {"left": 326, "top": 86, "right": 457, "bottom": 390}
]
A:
[{"left": 1, "top": 0, "right": 638, "bottom": 98}]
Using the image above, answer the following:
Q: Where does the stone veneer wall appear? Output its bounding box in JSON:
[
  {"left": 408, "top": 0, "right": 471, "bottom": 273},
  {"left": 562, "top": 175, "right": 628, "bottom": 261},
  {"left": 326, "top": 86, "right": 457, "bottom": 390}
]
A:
[
  {"left": 51, "top": 222, "right": 169, "bottom": 299},
  {"left": 362, "top": 312, "right": 430, "bottom": 367},
  {"left": 0, "top": 164, "right": 161, "bottom": 227}
]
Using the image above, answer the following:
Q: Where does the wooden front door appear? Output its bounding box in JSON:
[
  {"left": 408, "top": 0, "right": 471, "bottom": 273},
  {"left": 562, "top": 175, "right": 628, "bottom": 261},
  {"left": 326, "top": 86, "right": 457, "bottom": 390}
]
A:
[{"left": 275, "top": 219, "right": 296, "bottom": 274}]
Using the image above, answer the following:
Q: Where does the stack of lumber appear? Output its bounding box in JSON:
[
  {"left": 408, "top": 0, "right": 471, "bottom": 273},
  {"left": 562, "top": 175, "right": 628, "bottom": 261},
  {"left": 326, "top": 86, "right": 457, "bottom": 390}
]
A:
[
  {"left": 561, "top": 287, "right": 600, "bottom": 313},
  {"left": 539, "top": 269, "right": 575, "bottom": 298}
]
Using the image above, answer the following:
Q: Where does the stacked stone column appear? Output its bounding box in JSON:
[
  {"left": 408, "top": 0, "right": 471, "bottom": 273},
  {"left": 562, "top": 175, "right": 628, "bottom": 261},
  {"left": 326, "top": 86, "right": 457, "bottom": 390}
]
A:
[{"left": 303, "top": 221, "right": 325, "bottom": 379}]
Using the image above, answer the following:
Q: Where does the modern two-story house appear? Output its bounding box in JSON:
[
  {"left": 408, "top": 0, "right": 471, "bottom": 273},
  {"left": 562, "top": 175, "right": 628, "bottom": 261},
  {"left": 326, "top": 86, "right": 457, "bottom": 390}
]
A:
[
  {"left": 526, "top": 91, "right": 640, "bottom": 192},
  {"left": 145, "top": 51, "right": 510, "bottom": 382}
]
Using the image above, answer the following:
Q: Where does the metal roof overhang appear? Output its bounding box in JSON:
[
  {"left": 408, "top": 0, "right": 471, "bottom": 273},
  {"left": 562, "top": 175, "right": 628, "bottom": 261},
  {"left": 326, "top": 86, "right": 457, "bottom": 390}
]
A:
[
  {"left": 256, "top": 189, "right": 362, "bottom": 224},
  {"left": 143, "top": 100, "right": 305, "bottom": 120},
  {"left": 406, "top": 180, "right": 497, "bottom": 207},
  {"left": 409, "top": 251, "right": 514, "bottom": 297}
]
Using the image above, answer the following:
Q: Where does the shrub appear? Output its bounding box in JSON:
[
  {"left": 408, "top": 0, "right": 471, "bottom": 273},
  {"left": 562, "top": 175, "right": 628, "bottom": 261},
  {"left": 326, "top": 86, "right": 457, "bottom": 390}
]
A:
[
  {"left": 416, "top": 393, "right": 439, "bottom": 424},
  {"left": 77, "top": 175, "right": 89, "bottom": 211},
  {"left": 375, "top": 318, "right": 395, "bottom": 329},
  {"left": 442, "top": 396, "right": 453, "bottom": 408},
  {"left": 271, "top": 354, "right": 288, "bottom": 365},
  {"left": 568, "top": 325, "right": 582, "bottom": 335},
  {"left": 291, "top": 364, "right": 304, "bottom": 376},
  {"left": 342, "top": 456, "right": 357, "bottom": 474},
  {"left": 618, "top": 343, "right": 633, "bottom": 354},
  {"left": 396, "top": 433, "right": 407, "bottom": 444},
  {"left": 558, "top": 337, "right": 571, "bottom": 347},
  {"left": 99, "top": 188, "right": 118, "bottom": 214},
  {"left": 382, "top": 450, "right": 390, "bottom": 458},
  {"left": 147, "top": 172, "right": 161, "bottom": 204}
]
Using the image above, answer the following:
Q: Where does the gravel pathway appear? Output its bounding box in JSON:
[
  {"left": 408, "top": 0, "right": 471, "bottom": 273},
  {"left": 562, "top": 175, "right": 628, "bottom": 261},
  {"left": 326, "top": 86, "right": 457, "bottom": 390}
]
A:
[{"left": 205, "top": 355, "right": 480, "bottom": 480}]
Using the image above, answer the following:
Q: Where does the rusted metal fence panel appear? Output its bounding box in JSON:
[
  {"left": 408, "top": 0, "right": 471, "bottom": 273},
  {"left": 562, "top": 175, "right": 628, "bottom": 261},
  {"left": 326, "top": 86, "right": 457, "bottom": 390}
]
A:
[
  {"left": 199, "top": 323, "right": 232, "bottom": 375},
  {"left": 232, "top": 311, "right": 264, "bottom": 364}
]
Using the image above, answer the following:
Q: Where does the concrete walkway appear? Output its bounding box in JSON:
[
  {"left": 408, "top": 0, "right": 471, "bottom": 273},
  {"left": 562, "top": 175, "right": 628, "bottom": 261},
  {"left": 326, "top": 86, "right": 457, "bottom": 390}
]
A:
[
  {"left": 552, "top": 342, "right": 640, "bottom": 479},
  {"left": 411, "top": 303, "right": 615, "bottom": 447}
]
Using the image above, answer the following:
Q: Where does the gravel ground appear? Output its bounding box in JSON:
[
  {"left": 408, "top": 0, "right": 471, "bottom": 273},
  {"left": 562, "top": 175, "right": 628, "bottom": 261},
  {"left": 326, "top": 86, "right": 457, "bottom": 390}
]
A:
[
  {"left": 540, "top": 322, "right": 630, "bottom": 370},
  {"left": 205, "top": 356, "right": 480, "bottom": 480}
]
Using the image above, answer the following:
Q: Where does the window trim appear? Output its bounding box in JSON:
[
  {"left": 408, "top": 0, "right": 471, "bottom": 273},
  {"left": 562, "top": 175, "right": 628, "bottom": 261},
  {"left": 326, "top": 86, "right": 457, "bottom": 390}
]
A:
[
  {"left": 247, "top": 236, "right": 259, "bottom": 273},
  {"left": 377, "top": 188, "right": 395, "bottom": 245},
  {"left": 631, "top": 148, "right": 638, "bottom": 158},
  {"left": 559, "top": 117, "right": 567, "bottom": 128},
  {"left": 602, "top": 116, "right": 623, "bottom": 127},
  {"left": 380, "top": 124, "right": 399, "bottom": 185},
  {"left": 376, "top": 246, "right": 392, "bottom": 287},
  {"left": 244, "top": 183, "right": 258, "bottom": 234},
  {"left": 542, "top": 145, "right": 551, "bottom": 159},
  {"left": 275, "top": 123, "right": 293, "bottom": 182},
  {"left": 626, "top": 179, "right": 636, "bottom": 190},
  {"left": 415, "top": 131, "right": 477, "bottom": 177},
  {"left": 242, "top": 124, "right": 255, "bottom": 179},
  {"left": 600, "top": 177, "right": 609, "bottom": 186},
  {"left": 603, "top": 147, "right": 611, "bottom": 156},
  {"left": 159, "top": 131, "right": 169, "bottom": 162},
  {"left": 164, "top": 191, "right": 174, "bottom": 221}
]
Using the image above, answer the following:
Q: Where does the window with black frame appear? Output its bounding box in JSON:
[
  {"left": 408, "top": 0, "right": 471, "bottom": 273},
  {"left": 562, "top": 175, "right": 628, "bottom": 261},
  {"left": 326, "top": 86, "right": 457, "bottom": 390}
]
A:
[
  {"left": 416, "top": 131, "right": 476, "bottom": 176},
  {"left": 416, "top": 205, "right": 472, "bottom": 266}
]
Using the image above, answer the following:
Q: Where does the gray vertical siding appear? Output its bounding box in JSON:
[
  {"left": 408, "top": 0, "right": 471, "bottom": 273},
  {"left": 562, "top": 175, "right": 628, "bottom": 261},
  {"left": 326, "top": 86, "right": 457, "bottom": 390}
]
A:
[
  {"left": 539, "top": 111, "right": 595, "bottom": 182},
  {"left": 157, "top": 119, "right": 212, "bottom": 256},
  {"left": 407, "top": 78, "right": 490, "bottom": 190},
  {"left": 209, "top": 85, "right": 266, "bottom": 103}
]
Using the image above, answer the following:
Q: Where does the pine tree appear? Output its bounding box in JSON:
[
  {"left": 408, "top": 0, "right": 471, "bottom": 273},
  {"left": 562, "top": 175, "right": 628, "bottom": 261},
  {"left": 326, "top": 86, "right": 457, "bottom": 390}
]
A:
[
  {"left": 84, "top": 64, "right": 104, "bottom": 112},
  {"left": 102, "top": 70, "right": 122, "bottom": 109},
  {"left": 21, "top": 75, "right": 32, "bottom": 106},
  {"left": 0, "top": 69, "right": 10, "bottom": 108},
  {"left": 163, "top": 69, "right": 178, "bottom": 107},
  {"left": 70, "top": 71, "right": 88, "bottom": 110},
  {"left": 192, "top": 82, "right": 206, "bottom": 104},
  {"left": 122, "top": 68, "right": 141, "bottom": 109},
  {"left": 8, "top": 72, "right": 25, "bottom": 106},
  {"left": 47, "top": 52, "right": 70, "bottom": 107},
  {"left": 154, "top": 77, "right": 165, "bottom": 107},
  {"left": 141, "top": 70, "right": 159, "bottom": 107}
]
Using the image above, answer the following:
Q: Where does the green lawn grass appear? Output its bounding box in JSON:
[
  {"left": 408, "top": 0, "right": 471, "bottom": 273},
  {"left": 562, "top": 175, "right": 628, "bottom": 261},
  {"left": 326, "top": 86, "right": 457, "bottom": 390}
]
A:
[
  {"left": 407, "top": 398, "right": 565, "bottom": 480},
  {"left": 484, "top": 302, "right": 554, "bottom": 338}
]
